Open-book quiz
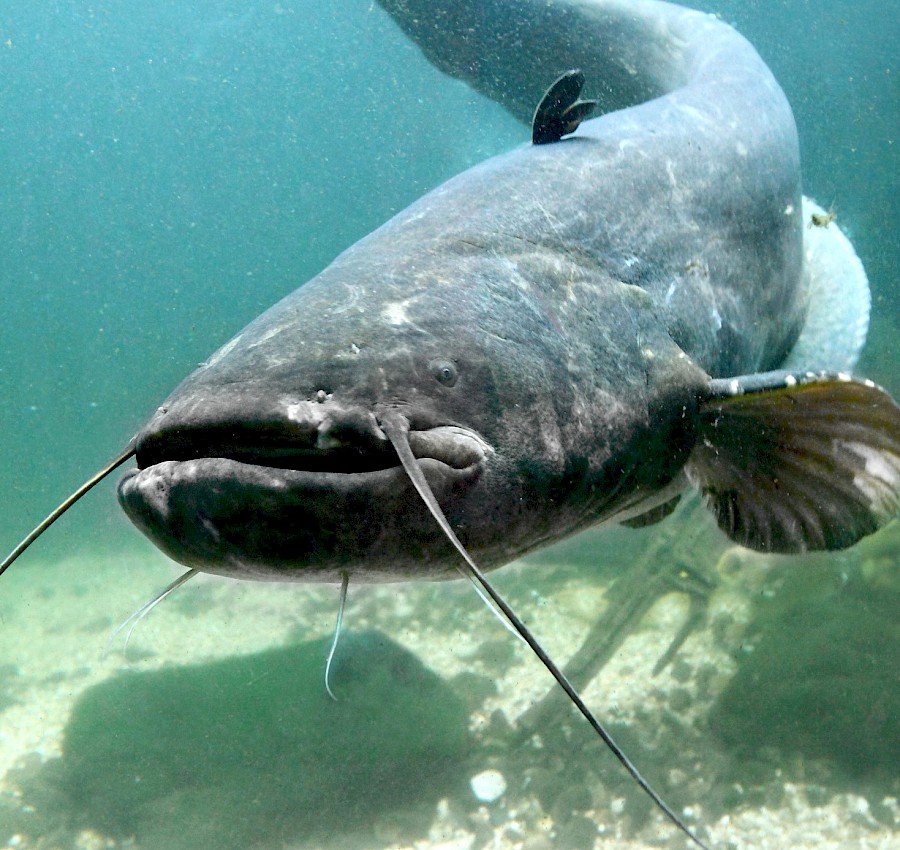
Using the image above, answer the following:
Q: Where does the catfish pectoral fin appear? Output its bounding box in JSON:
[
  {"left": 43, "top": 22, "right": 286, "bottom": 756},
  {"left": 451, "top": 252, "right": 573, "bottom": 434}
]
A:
[
  {"left": 686, "top": 371, "right": 900, "bottom": 553},
  {"left": 620, "top": 495, "right": 682, "bottom": 529}
]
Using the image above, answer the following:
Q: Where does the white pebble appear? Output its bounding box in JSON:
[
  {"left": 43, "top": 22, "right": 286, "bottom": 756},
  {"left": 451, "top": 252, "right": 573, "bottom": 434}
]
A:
[{"left": 470, "top": 769, "right": 507, "bottom": 802}]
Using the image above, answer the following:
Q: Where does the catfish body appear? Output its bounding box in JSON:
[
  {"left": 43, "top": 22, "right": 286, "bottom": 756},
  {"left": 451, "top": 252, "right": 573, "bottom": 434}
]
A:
[{"left": 115, "top": 0, "right": 898, "bottom": 582}]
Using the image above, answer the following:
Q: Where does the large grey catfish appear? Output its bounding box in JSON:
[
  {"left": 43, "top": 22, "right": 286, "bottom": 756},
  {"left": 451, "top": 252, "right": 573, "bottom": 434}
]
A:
[
  {"left": 115, "top": 0, "right": 897, "bottom": 574},
  {"left": 3, "top": 2, "right": 898, "bottom": 848}
]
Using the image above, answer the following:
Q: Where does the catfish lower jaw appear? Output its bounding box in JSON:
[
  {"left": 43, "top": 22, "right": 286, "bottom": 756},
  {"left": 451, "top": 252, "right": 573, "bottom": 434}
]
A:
[{"left": 116, "top": 426, "right": 493, "bottom": 582}]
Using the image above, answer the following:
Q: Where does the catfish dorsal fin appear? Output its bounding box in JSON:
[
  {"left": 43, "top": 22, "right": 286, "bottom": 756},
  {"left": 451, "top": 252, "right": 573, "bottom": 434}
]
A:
[
  {"left": 532, "top": 69, "right": 597, "bottom": 145},
  {"left": 686, "top": 370, "right": 900, "bottom": 553}
]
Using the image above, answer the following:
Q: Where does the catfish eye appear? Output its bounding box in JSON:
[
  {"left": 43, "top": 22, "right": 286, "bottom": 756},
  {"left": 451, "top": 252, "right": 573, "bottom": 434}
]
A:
[{"left": 428, "top": 358, "right": 458, "bottom": 387}]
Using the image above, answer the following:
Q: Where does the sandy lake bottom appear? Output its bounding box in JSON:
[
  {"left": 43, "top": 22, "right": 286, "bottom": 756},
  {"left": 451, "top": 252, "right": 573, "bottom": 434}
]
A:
[{"left": 1, "top": 528, "right": 897, "bottom": 850}]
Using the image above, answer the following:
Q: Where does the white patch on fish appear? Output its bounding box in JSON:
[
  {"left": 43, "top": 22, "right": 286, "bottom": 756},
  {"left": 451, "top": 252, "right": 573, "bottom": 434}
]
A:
[
  {"left": 204, "top": 333, "right": 244, "bottom": 367},
  {"left": 841, "top": 440, "right": 900, "bottom": 517},
  {"left": 382, "top": 301, "right": 410, "bottom": 325}
]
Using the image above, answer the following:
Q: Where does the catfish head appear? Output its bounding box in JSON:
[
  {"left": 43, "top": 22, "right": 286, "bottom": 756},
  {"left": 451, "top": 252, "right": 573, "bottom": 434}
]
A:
[{"left": 117, "top": 200, "right": 704, "bottom": 583}]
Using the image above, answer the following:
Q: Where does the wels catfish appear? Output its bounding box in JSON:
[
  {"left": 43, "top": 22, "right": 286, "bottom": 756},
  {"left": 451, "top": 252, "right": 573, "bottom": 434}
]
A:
[{"left": 3, "top": 1, "right": 899, "bottom": 848}]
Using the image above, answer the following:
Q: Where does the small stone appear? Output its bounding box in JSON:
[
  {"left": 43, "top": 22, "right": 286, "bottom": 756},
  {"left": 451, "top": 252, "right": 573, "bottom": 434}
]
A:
[
  {"left": 470, "top": 769, "right": 507, "bottom": 803},
  {"left": 550, "top": 783, "right": 593, "bottom": 819},
  {"left": 670, "top": 659, "right": 692, "bottom": 682},
  {"left": 555, "top": 814, "right": 598, "bottom": 849},
  {"left": 522, "top": 835, "right": 553, "bottom": 850},
  {"left": 805, "top": 784, "right": 830, "bottom": 807},
  {"left": 669, "top": 686, "right": 693, "bottom": 712}
]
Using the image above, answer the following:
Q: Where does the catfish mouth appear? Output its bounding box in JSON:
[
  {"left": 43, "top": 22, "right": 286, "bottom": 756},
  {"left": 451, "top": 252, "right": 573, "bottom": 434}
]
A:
[
  {"left": 116, "top": 406, "right": 493, "bottom": 580},
  {"left": 130, "top": 412, "right": 491, "bottom": 480},
  {"left": 134, "top": 424, "right": 400, "bottom": 476}
]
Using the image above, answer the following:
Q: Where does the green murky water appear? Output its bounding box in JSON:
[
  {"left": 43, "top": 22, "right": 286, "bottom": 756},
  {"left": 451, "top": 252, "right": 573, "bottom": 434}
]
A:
[{"left": 1, "top": 2, "right": 896, "bottom": 849}]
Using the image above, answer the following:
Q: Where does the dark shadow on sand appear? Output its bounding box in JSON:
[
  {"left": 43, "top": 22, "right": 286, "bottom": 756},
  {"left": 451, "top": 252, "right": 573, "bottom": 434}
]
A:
[{"left": 13, "top": 630, "right": 471, "bottom": 850}]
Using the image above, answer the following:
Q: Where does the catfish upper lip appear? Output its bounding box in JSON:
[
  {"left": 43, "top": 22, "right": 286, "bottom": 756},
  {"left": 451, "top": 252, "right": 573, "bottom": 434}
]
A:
[
  {"left": 134, "top": 424, "right": 396, "bottom": 474},
  {"left": 133, "top": 423, "right": 492, "bottom": 474}
]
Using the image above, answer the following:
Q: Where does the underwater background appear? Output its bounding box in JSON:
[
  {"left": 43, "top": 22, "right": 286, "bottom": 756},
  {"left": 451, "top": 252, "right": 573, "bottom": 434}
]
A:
[{"left": 0, "top": 2, "right": 897, "bottom": 850}]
